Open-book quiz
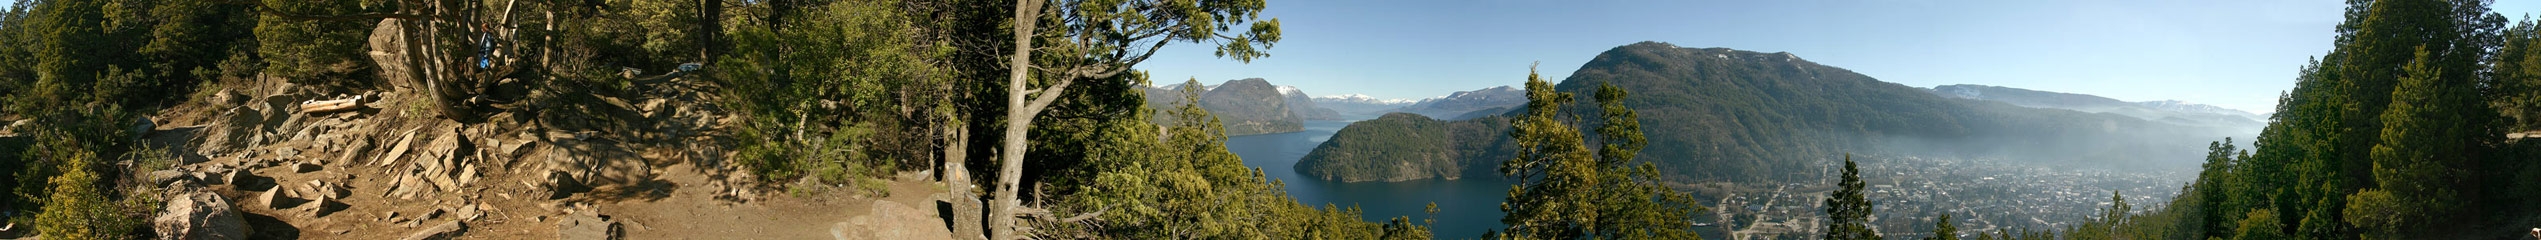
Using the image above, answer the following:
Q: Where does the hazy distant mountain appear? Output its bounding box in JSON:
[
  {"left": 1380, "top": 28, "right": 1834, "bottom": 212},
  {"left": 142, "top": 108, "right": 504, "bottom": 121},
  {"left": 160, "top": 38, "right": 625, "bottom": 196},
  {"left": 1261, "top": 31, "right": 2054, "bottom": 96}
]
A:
[
  {"left": 1196, "top": 79, "right": 1303, "bottom": 135},
  {"left": 2138, "top": 100, "right": 2267, "bottom": 121},
  {"left": 1143, "top": 78, "right": 1326, "bottom": 135},
  {"left": 1300, "top": 42, "right": 2244, "bottom": 182},
  {"left": 1930, "top": 84, "right": 2265, "bottom": 134},
  {"left": 1311, "top": 94, "right": 1417, "bottom": 118},
  {"left": 1278, "top": 85, "right": 1345, "bottom": 120},
  {"left": 1395, "top": 86, "right": 1524, "bottom": 120}
]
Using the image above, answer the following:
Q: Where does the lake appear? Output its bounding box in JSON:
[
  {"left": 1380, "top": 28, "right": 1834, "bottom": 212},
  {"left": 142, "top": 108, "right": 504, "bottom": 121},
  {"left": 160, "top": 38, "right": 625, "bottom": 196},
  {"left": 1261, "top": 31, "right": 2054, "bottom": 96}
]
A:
[{"left": 1226, "top": 120, "right": 1512, "bottom": 238}]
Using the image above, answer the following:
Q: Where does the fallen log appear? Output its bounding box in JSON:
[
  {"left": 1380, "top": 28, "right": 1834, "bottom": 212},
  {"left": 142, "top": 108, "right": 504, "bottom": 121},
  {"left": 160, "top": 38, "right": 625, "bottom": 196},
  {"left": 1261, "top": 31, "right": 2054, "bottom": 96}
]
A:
[{"left": 299, "top": 95, "right": 369, "bottom": 114}]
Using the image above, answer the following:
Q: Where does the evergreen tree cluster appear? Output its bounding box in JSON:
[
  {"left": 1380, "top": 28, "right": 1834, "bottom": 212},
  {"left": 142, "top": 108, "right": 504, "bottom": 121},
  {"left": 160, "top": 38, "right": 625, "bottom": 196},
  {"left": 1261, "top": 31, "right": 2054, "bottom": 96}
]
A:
[
  {"left": 1489, "top": 66, "right": 1706, "bottom": 240},
  {"left": 1027, "top": 80, "right": 1431, "bottom": 239},
  {"left": 1824, "top": 155, "right": 1878, "bottom": 240},
  {"left": 1961, "top": 1, "right": 2541, "bottom": 239}
]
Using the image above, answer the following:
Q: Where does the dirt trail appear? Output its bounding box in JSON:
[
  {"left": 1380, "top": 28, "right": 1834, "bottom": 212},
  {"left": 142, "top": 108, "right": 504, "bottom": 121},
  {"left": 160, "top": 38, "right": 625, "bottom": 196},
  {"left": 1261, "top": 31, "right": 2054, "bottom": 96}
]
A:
[{"left": 601, "top": 164, "right": 949, "bottom": 240}]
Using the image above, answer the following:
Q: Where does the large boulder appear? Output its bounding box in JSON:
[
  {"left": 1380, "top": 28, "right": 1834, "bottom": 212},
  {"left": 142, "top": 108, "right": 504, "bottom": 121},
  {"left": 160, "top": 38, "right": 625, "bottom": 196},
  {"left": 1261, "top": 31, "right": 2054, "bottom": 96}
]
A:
[
  {"left": 368, "top": 18, "right": 418, "bottom": 90},
  {"left": 153, "top": 192, "right": 251, "bottom": 240},
  {"left": 193, "top": 106, "right": 265, "bottom": 156},
  {"left": 555, "top": 210, "right": 620, "bottom": 240}
]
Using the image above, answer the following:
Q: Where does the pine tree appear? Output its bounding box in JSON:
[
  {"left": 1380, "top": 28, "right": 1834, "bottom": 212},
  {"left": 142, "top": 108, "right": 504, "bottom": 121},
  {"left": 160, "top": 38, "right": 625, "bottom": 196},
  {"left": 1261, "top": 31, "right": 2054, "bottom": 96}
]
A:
[
  {"left": 1494, "top": 66, "right": 1705, "bottom": 240},
  {"left": 2347, "top": 44, "right": 2489, "bottom": 239},
  {"left": 2192, "top": 138, "right": 2236, "bottom": 239},
  {"left": 1586, "top": 82, "right": 1704, "bottom": 239},
  {"left": 1824, "top": 154, "right": 1877, "bottom": 240},
  {"left": 1497, "top": 64, "right": 1596, "bottom": 239},
  {"left": 1923, "top": 214, "right": 1959, "bottom": 240}
]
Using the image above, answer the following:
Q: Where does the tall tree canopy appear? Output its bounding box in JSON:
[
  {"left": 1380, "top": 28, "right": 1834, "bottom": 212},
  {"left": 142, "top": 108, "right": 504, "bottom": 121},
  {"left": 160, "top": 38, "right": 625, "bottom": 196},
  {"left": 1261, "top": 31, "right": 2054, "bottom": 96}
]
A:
[
  {"left": 1491, "top": 66, "right": 1705, "bottom": 239},
  {"left": 980, "top": 0, "right": 1279, "bottom": 239},
  {"left": 1823, "top": 155, "right": 1878, "bottom": 240}
]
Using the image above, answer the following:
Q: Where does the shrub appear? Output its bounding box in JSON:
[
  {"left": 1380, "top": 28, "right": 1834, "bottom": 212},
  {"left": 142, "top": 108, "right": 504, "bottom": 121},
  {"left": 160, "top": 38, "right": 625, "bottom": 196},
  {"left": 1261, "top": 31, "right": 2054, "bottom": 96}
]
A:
[{"left": 27, "top": 138, "right": 152, "bottom": 240}]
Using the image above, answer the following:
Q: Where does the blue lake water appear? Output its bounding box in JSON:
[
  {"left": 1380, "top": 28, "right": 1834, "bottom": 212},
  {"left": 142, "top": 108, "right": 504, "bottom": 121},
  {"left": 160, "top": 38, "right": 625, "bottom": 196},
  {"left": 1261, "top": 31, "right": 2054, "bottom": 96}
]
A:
[{"left": 1225, "top": 120, "right": 1512, "bottom": 238}]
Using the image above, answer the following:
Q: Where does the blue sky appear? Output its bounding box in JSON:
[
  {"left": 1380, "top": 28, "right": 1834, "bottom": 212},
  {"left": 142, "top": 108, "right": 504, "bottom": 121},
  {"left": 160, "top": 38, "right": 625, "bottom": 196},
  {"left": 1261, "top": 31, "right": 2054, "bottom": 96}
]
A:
[{"left": 1140, "top": 0, "right": 2541, "bottom": 114}]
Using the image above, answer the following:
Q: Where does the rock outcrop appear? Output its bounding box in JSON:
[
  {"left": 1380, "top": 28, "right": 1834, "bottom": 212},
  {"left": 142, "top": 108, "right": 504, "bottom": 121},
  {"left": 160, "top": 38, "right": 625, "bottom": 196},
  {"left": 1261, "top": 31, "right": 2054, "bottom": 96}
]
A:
[{"left": 153, "top": 192, "right": 252, "bottom": 240}]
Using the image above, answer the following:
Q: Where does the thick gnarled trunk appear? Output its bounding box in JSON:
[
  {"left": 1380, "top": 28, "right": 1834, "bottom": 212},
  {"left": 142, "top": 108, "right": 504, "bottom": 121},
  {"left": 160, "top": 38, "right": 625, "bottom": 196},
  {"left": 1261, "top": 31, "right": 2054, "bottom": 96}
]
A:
[{"left": 988, "top": 0, "right": 1040, "bottom": 237}]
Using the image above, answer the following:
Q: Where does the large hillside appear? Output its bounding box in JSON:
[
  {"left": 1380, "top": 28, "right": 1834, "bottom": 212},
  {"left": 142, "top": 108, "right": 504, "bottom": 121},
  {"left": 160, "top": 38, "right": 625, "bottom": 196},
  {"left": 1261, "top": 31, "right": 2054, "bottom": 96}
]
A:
[
  {"left": 1145, "top": 78, "right": 1309, "bottom": 135},
  {"left": 1300, "top": 42, "right": 2242, "bottom": 182},
  {"left": 1930, "top": 84, "right": 2265, "bottom": 135}
]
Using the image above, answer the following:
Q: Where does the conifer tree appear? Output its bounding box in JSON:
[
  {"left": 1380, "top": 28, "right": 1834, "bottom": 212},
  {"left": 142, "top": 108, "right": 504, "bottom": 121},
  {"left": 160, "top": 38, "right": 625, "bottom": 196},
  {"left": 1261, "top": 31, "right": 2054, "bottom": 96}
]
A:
[
  {"left": 1924, "top": 214, "right": 1959, "bottom": 240},
  {"left": 1824, "top": 154, "right": 1877, "bottom": 240},
  {"left": 1497, "top": 64, "right": 1596, "bottom": 239},
  {"left": 2192, "top": 138, "right": 2235, "bottom": 239},
  {"left": 1494, "top": 66, "right": 1704, "bottom": 240},
  {"left": 1586, "top": 82, "right": 1704, "bottom": 239},
  {"left": 2347, "top": 44, "right": 2490, "bottom": 239}
]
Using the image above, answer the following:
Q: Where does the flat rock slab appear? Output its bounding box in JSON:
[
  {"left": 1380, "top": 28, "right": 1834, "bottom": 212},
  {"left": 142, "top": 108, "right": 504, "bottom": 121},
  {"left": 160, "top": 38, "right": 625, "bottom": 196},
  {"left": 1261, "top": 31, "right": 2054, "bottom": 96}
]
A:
[{"left": 400, "top": 221, "right": 465, "bottom": 240}]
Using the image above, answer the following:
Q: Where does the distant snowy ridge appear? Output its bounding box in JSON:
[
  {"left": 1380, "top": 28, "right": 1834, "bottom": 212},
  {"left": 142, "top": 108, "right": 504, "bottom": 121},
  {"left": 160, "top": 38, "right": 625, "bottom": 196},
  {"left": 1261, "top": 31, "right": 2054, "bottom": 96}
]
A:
[
  {"left": 2137, "top": 100, "right": 2266, "bottom": 120},
  {"left": 1314, "top": 94, "right": 1418, "bottom": 105},
  {"left": 1278, "top": 85, "right": 1306, "bottom": 97}
]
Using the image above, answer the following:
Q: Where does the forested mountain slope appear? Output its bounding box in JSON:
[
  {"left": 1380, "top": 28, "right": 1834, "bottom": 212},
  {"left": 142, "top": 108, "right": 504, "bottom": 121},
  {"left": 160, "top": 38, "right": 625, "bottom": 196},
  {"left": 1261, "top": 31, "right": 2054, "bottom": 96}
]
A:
[
  {"left": 1302, "top": 42, "right": 2241, "bottom": 182},
  {"left": 1144, "top": 78, "right": 1313, "bottom": 135},
  {"left": 1931, "top": 84, "right": 2265, "bottom": 135}
]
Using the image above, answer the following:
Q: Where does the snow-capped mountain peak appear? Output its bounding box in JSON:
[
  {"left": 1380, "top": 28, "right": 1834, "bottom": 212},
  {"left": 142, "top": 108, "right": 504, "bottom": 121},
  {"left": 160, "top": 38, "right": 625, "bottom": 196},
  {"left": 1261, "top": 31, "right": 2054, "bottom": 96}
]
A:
[
  {"left": 1278, "top": 85, "right": 1305, "bottom": 97},
  {"left": 1313, "top": 94, "right": 1417, "bottom": 105},
  {"left": 2135, "top": 100, "right": 2262, "bottom": 119}
]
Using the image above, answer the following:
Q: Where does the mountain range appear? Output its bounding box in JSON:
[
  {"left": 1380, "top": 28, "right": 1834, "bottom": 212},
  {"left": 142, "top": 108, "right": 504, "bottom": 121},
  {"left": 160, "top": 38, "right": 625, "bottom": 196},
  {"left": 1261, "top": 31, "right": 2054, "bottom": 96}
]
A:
[
  {"left": 1145, "top": 78, "right": 1349, "bottom": 135},
  {"left": 1929, "top": 84, "right": 2266, "bottom": 135},
  {"left": 1279, "top": 86, "right": 1345, "bottom": 120},
  {"left": 1311, "top": 94, "right": 1417, "bottom": 118},
  {"left": 1297, "top": 42, "right": 2249, "bottom": 182},
  {"left": 1392, "top": 86, "right": 1525, "bottom": 120}
]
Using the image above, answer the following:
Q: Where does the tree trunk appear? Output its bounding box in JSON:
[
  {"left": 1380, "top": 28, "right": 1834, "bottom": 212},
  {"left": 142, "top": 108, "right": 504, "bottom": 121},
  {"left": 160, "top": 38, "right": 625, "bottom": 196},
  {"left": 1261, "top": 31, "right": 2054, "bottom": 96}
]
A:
[
  {"left": 989, "top": 1, "right": 1043, "bottom": 239},
  {"left": 698, "top": 0, "right": 720, "bottom": 64}
]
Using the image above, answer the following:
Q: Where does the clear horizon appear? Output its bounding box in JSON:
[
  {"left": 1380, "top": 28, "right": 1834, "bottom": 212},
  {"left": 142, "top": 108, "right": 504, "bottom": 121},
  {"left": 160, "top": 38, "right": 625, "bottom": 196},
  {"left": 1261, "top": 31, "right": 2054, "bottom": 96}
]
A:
[{"left": 1138, "top": 0, "right": 2541, "bottom": 115}]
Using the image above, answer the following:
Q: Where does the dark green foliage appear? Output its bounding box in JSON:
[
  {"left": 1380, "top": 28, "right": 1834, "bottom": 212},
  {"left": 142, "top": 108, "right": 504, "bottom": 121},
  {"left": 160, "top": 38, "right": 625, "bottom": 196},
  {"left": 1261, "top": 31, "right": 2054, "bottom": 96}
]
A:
[
  {"left": 1582, "top": 82, "right": 1706, "bottom": 239},
  {"left": 2230, "top": 209, "right": 2286, "bottom": 240},
  {"left": 719, "top": 0, "right": 952, "bottom": 186},
  {"left": 1032, "top": 81, "right": 1429, "bottom": 239},
  {"left": 26, "top": 134, "right": 161, "bottom": 240},
  {"left": 2497, "top": 17, "right": 2541, "bottom": 131},
  {"left": 1296, "top": 111, "right": 1511, "bottom": 182},
  {"left": 1923, "top": 214, "right": 1958, "bottom": 240},
  {"left": 1492, "top": 67, "right": 1702, "bottom": 240},
  {"left": 1823, "top": 155, "right": 1877, "bottom": 240},
  {"left": 1, "top": 0, "right": 256, "bottom": 115},
  {"left": 2346, "top": 44, "right": 2487, "bottom": 239},
  {"left": 2190, "top": 138, "right": 2237, "bottom": 240},
  {"left": 8, "top": 104, "right": 165, "bottom": 239},
  {"left": 2078, "top": 1, "right": 2541, "bottom": 240},
  {"left": 252, "top": 0, "right": 368, "bottom": 82},
  {"left": 1294, "top": 113, "right": 1460, "bottom": 182},
  {"left": 2064, "top": 191, "right": 2131, "bottom": 240}
]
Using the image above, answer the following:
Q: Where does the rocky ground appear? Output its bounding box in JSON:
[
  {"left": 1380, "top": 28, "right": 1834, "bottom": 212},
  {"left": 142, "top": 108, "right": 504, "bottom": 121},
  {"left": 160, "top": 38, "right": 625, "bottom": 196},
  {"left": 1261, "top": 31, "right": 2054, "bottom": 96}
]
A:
[{"left": 68, "top": 67, "right": 956, "bottom": 239}]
